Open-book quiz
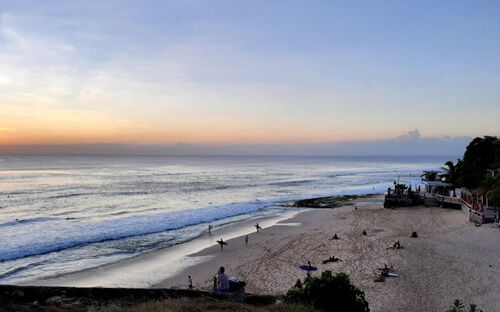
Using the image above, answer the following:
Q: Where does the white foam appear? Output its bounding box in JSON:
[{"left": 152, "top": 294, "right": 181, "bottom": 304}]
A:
[{"left": 0, "top": 200, "right": 278, "bottom": 261}]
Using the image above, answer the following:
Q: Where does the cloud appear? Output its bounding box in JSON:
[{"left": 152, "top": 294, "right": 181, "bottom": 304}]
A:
[
  {"left": 1, "top": 2, "right": 499, "bottom": 144},
  {"left": 0, "top": 12, "right": 82, "bottom": 100},
  {"left": 0, "top": 130, "right": 472, "bottom": 156},
  {"left": 396, "top": 129, "right": 421, "bottom": 140}
]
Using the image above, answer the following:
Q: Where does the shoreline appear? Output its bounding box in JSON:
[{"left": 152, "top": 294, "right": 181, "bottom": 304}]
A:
[
  {"left": 22, "top": 210, "right": 304, "bottom": 288},
  {"left": 154, "top": 195, "right": 385, "bottom": 291},
  {"left": 19, "top": 193, "right": 379, "bottom": 288}
]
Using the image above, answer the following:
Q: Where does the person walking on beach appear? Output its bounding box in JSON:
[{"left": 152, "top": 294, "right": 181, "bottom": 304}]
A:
[
  {"left": 217, "top": 266, "right": 229, "bottom": 292},
  {"left": 255, "top": 222, "right": 262, "bottom": 232},
  {"left": 188, "top": 275, "right": 193, "bottom": 290},
  {"left": 208, "top": 225, "right": 213, "bottom": 234},
  {"left": 245, "top": 235, "right": 248, "bottom": 245}
]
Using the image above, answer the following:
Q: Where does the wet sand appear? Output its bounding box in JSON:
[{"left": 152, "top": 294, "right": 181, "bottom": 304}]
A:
[{"left": 26, "top": 211, "right": 301, "bottom": 288}]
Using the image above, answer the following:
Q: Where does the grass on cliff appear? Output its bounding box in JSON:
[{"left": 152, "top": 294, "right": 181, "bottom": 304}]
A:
[{"left": 98, "top": 297, "right": 313, "bottom": 312}]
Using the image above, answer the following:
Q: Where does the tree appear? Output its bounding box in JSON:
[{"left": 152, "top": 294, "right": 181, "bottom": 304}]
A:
[
  {"left": 458, "top": 136, "right": 500, "bottom": 189},
  {"left": 441, "top": 160, "right": 458, "bottom": 185},
  {"left": 482, "top": 176, "right": 500, "bottom": 205},
  {"left": 285, "top": 271, "right": 369, "bottom": 312},
  {"left": 445, "top": 136, "right": 500, "bottom": 189}
]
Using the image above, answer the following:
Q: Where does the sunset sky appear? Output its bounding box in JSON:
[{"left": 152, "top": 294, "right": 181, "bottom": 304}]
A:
[{"left": 1, "top": 1, "right": 499, "bottom": 147}]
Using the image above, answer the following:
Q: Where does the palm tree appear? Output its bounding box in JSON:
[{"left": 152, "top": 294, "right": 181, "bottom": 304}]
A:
[{"left": 441, "top": 160, "right": 457, "bottom": 185}]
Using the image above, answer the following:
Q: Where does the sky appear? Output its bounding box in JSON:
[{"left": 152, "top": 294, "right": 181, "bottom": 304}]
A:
[{"left": 0, "top": 1, "right": 499, "bottom": 154}]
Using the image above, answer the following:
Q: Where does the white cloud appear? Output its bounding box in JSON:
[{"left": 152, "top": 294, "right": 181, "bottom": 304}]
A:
[
  {"left": 0, "top": 73, "right": 11, "bottom": 86},
  {"left": 396, "top": 129, "right": 421, "bottom": 140},
  {"left": 0, "top": 13, "right": 81, "bottom": 98}
]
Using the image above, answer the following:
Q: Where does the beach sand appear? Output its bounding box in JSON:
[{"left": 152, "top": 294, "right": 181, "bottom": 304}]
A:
[
  {"left": 30, "top": 195, "right": 500, "bottom": 312},
  {"left": 156, "top": 196, "right": 500, "bottom": 312}
]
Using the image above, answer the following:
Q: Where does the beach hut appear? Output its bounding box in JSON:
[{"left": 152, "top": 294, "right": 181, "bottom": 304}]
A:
[{"left": 420, "top": 170, "right": 453, "bottom": 206}]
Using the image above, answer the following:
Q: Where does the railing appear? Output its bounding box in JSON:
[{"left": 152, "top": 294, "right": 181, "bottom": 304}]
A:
[
  {"left": 434, "top": 193, "right": 484, "bottom": 213},
  {"left": 460, "top": 193, "right": 484, "bottom": 213},
  {"left": 435, "top": 194, "right": 462, "bottom": 205}
]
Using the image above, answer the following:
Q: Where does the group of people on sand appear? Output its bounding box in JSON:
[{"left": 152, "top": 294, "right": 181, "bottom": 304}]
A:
[
  {"left": 331, "top": 229, "right": 369, "bottom": 240},
  {"left": 318, "top": 209, "right": 410, "bottom": 285},
  {"left": 373, "top": 234, "right": 417, "bottom": 281},
  {"left": 322, "top": 255, "right": 340, "bottom": 264},
  {"left": 211, "top": 222, "right": 262, "bottom": 250}
]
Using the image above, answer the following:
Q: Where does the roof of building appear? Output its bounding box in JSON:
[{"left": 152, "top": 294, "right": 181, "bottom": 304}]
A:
[
  {"left": 472, "top": 188, "right": 486, "bottom": 196},
  {"left": 422, "top": 181, "right": 452, "bottom": 187}
]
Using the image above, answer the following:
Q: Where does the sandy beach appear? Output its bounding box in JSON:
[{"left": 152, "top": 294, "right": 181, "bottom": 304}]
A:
[
  {"left": 156, "top": 195, "right": 500, "bottom": 312},
  {"left": 29, "top": 195, "right": 500, "bottom": 312}
]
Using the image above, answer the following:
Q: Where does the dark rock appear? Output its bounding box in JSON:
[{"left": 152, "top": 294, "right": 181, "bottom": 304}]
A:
[{"left": 46, "top": 295, "right": 65, "bottom": 305}]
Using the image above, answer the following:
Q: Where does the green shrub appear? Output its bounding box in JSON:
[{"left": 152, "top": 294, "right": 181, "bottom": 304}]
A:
[
  {"left": 284, "top": 271, "right": 369, "bottom": 312},
  {"left": 445, "top": 299, "right": 483, "bottom": 312},
  {"left": 243, "top": 295, "right": 277, "bottom": 306}
]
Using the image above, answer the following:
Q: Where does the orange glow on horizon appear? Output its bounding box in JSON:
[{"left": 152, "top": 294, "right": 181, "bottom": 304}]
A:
[
  {"left": 0, "top": 95, "right": 406, "bottom": 146},
  {"left": 0, "top": 100, "right": 375, "bottom": 145},
  {"left": 0, "top": 118, "right": 375, "bottom": 146},
  {"left": 0, "top": 127, "right": 365, "bottom": 146}
]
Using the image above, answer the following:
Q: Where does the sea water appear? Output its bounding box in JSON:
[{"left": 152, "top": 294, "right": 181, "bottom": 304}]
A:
[{"left": 0, "top": 155, "right": 448, "bottom": 284}]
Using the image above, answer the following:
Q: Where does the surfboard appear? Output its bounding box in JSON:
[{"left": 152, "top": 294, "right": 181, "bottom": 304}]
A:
[
  {"left": 299, "top": 265, "right": 318, "bottom": 271},
  {"left": 387, "top": 272, "right": 398, "bottom": 277},
  {"left": 216, "top": 240, "right": 228, "bottom": 245}
]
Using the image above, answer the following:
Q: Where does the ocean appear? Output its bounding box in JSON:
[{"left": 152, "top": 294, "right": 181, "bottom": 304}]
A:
[{"left": 0, "top": 155, "right": 449, "bottom": 284}]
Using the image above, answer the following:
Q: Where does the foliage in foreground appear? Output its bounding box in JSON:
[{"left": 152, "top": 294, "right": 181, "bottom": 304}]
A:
[
  {"left": 445, "top": 299, "right": 483, "bottom": 312},
  {"left": 98, "top": 297, "right": 314, "bottom": 312},
  {"left": 284, "top": 271, "right": 369, "bottom": 312}
]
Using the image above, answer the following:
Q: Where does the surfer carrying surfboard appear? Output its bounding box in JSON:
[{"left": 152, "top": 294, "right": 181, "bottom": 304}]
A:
[
  {"left": 255, "top": 222, "right": 262, "bottom": 232},
  {"left": 299, "top": 262, "right": 317, "bottom": 272},
  {"left": 217, "top": 238, "right": 227, "bottom": 250},
  {"left": 306, "top": 262, "right": 312, "bottom": 280}
]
